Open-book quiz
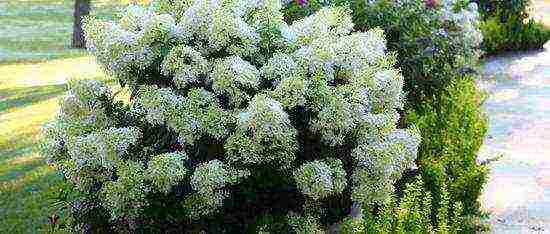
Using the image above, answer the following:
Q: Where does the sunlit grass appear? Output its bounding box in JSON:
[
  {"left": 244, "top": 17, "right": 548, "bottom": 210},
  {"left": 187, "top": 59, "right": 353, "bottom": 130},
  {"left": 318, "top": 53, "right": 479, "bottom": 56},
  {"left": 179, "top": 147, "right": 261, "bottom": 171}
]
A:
[
  {"left": 0, "top": 162, "right": 63, "bottom": 232},
  {"left": 0, "top": 56, "right": 102, "bottom": 89},
  {"left": 0, "top": 57, "right": 117, "bottom": 231},
  {"left": 0, "top": 94, "right": 64, "bottom": 231},
  {"left": 0, "top": 0, "right": 125, "bottom": 64},
  {"left": 0, "top": 1, "right": 123, "bottom": 231}
]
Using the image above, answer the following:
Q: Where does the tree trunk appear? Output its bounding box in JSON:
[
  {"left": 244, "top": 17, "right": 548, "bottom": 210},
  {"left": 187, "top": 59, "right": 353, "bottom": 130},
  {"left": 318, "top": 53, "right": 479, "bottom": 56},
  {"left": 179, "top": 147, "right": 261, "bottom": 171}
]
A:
[{"left": 72, "top": 0, "right": 91, "bottom": 48}]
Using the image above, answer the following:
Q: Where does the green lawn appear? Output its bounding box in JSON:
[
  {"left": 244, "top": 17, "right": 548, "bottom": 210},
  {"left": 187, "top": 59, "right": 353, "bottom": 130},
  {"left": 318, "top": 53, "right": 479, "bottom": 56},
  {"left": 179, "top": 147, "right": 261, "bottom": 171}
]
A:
[
  {"left": 0, "top": 0, "right": 125, "bottom": 64},
  {"left": 0, "top": 0, "right": 129, "bottom": 232}
]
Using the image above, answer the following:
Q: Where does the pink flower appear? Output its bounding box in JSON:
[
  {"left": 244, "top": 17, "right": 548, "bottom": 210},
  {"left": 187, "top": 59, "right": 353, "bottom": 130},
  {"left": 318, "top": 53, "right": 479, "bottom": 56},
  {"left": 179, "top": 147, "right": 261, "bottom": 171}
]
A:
[
  {"left": 296, "top": 0, "right": 308, "bottom": 7},
  {"left": 170, "top": 142, "right": 183, "bottom": 151},
  {"left": 425, "top": 0, "right": 438, "bottom": 8}
]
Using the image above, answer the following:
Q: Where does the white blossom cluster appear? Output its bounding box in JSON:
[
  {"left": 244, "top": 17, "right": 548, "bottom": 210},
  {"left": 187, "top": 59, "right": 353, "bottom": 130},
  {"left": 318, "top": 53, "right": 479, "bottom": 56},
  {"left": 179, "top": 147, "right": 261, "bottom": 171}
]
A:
[
  {"left": 161, "top": 44, "right": 209, "bottom": 89},
  {"left": 225, "top": 94, "right": 298, "bottom": 168},
  {"left": 293, "top": 158, "right": 347, "bottom": 200},
  {"left": 58, "top": 79, "right": 114, "bottom": 136},
  {"left": 186, "top": 159, "right": 250, "bottom": 219},
  {"left": 133, "top": 86, "right": 232, "bottom": 144},
  {"left": 211, "top": 56, "right": 261, "bottom": 107},
  {"left": 66, "top": 127, "right": 141, "bottom": 178},
  {"left": 42, "top": 0, "right": 421, "bottom": 225},
  {"left": 438, "top": 0, "right": 484, "bottom": 64},
  {"left": 41, "top": 79, "right": 143, "bottom": 191},
  {"left": 146, "top": 152, "right": 189, "bottom": 194},
  {"left": 101, "top": 160, "right": 149, "bottom": 220},
  {"left": 289, "top": 7, "right": 354, "bottom": 46},
  {"left": 351, "top": 128, "right": 421, "bottom": 204}
]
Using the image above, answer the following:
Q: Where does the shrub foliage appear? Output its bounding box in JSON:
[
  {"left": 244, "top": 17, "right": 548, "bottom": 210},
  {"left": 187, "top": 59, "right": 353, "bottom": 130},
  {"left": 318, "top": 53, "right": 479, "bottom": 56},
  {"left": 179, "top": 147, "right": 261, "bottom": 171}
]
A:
[
  {"left": 285, "top": 0, "right": 483, "bottom": 107},
  {"left": 475, "top": 0, "right": 550, "bottom": 54},
  {"left": 41, "top": 0, "right": 420, "bottom": 231},
  {"left": 340, "top": 177, "right": 465, "bottom": 233},
  {"left": 284, "top": 0, "right": 489, "bottom": 231},
  {"left": 406, "top": 75, "right": 489, "bottom": 232}
]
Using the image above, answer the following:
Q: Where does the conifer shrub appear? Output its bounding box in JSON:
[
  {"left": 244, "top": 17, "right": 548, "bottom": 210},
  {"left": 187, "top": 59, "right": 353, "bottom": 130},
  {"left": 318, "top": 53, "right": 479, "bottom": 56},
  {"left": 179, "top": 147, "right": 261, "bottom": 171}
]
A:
[
  {"left": 41, "top": 0, "right": 420, "bottom": 231},
  {"left": 406, "top": 75, "right": 489, "bottom": 232},
  {"left": 340, "top": 177, "right": 465, "bottom": 233}
]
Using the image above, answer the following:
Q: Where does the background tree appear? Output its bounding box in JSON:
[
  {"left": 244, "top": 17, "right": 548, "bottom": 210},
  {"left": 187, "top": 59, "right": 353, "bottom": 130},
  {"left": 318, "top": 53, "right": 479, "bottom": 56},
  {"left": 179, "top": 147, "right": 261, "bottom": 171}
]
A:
[{"left": 72, "top": 0, "right": 90, "bottom": 48}]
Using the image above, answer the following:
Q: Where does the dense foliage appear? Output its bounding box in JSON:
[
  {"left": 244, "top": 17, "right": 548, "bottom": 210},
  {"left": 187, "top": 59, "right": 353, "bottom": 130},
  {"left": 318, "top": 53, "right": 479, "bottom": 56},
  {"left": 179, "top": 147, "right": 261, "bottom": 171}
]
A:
[
  {"left": 41, "top": 0, "right": 421, "bottom": 231},
  {"left": 475, "top": 0, "right": 550, "bottom": 54},
  {"left": 406, "top": 75, "right": 489, "bottom": 232},
  {"left": 340, "top": 178, "right": 465, "bottom": 233},
  {"left": 284, "top": 0, "right": 489, "bottom": 231},
  {"left": 285, "top": 0, "right": 482, "bottom": 107}
]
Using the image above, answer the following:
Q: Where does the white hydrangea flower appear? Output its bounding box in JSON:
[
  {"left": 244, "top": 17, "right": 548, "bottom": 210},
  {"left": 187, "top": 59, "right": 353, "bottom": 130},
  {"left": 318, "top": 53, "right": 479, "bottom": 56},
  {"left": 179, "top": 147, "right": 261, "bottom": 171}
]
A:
[
  {"left": 101, "top": 160, "right": 149, "bottom": 220},
  {"left": 146, "top": 151, "right": 188, "bottom": 194},
  {"left": 68, "top": 133, "right": 112, "bottom": 171},
  {"left": 161, "top": 45, "right": 209, "bottom": 89},
  {"left": 351, "top": 127, "right": 420, "bottom": 204},
  {"left": 139, "top": 13, "right": 177, "bottom": 44},
  {"left": 294, "top": 158, "right": 347, "bottom": 200},
  {"left": 133, "top": 86, "right": 184, "bottom": 126},
  {"left": 66, "top": 127, "right": 141, "bottom": 177},
  {"left": 261, "top": 52, "right": 303, "bottom": 85},
  {"left": 294, "top": 161, "right": 334, "bottom": 200},
  {"left": 106, "top": 127, "right": 142, "bottom": 151},
  {"left": 182, "top": 190, "right": 229, "bottom": 220},
  {"left": 190, "top": 159, "right": 249, "bottom": 195},
  {"left": 119, "top": 4, "right": 155, "bottom": 32},
  {"left": 309, "top": 93, "right": 356, "bottom": 146},
  {"left": 225, "top": 94, "right": 297, "bottom": 167},
  {"left": 271, "top": 76, "right": 307, "bottom": 108},
  {"left": 190, "top": 159, "right": 228, "bottom": 195},
  {"left": 369, "top": 68, "right": 405, "bottom": 112},
  {"left": 290, "top": 7, "right": 354, "bottom": 46},
  {"left": 211, "top": 56, "right": 260, "bottom": 107}
]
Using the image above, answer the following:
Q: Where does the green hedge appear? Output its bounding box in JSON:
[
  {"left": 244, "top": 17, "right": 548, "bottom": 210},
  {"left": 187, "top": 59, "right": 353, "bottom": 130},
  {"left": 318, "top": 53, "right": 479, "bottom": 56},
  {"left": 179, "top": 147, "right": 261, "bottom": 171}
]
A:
[
  {"left": 475, "top": 0, "right": 550, "bottom": 54},
  {"left": 406, "top": 75, "right": 489, "bottom": 232}
]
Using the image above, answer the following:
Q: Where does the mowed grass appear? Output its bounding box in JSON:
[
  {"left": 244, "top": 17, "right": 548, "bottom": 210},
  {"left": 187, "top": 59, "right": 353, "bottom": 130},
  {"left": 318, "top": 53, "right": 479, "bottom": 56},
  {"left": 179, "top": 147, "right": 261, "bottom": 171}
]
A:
[
  {"left": 0, "top": 0, "right": 126, "bottom": 64},
  {"left": 0, "top": 0, "right": 130, "bottom": 232},
  {"left": 0, "top": 58, "right": 112, "bottom": 232}
]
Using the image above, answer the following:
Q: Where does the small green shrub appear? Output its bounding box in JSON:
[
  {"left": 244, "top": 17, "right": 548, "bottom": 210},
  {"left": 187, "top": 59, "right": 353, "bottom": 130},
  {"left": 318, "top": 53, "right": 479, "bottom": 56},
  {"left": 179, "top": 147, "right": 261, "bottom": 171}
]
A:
[
  {"left": 479, "top": 16, "right": 509, "bottom": 53},
  {"left": 339, "top": 177, "right": 464, "bottom": 233},
  {"left": 406, "top": 75, "right": 489, "bottom": 232},
  {"left": 475, "top": 0, "right": 550, "bottom": 54},
  {"left": 41, "top": 1, "right": 421, "bottom": 232}
]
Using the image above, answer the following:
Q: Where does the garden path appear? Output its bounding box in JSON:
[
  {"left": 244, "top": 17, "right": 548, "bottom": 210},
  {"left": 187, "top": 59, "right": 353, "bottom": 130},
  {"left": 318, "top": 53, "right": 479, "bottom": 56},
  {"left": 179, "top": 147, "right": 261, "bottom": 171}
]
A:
[
  {"left": 479, "top": 3, "right": 550, "bottom": 229},
  {"left": 479, "top": 41, "right": 550, "bottom": 233}
]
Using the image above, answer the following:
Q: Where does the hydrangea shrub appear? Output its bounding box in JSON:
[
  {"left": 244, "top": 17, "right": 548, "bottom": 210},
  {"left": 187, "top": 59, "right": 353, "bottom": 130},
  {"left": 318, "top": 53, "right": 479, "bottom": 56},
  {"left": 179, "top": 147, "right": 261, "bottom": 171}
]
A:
[
  {"left": 283, "top": 0, "right": 489, "bottom": 231},
  {"left": 41, "top": 0, "right": 420, "bottom": 231},
  {"left": 285, "top": 0, "right": 483, "bottom": 106},
  {"left": 358, "top": 0, "right": 483, "bottom": 105}
]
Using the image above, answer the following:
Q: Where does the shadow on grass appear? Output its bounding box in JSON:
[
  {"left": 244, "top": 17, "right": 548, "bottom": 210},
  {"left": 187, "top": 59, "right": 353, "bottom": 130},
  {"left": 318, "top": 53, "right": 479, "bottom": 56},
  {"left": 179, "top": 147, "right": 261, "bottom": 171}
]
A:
[
  {"left": 0, "top": 167, "right": 63, "bottom": 232},
  {"left": 0, "top": 50, "right": 89, "bottom": 66},
  {"left": 0, "top": 84, "right": 67, "bottom": 113},
  {"left": 0, "top": 130, "right": 40, "bottom": 163},
  {"left": 0, "top": 155, "right": 45, "bottom": 182}
]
